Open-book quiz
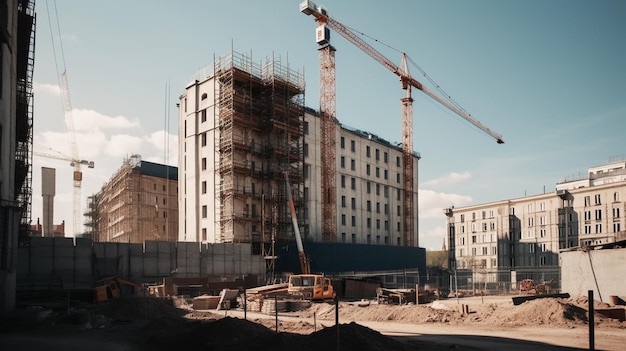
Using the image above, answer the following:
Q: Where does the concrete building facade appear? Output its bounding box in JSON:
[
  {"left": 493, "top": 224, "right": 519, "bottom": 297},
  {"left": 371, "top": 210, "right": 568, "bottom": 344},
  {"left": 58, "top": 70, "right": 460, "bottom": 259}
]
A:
[
  {"left": 87, "top": 155, "right": 178, "bottom": 243},
  {"left": 445, "top": 160, "right": 626, "bottom": 288},
  {"left": 1, "top": 0, "right": 35, "bottom": 313},
  {"left": 178, "top": 50, "right": 420, "bottom": 249},
  {"left": 304, "top": 113, "right": 419, "bottom": 245}
]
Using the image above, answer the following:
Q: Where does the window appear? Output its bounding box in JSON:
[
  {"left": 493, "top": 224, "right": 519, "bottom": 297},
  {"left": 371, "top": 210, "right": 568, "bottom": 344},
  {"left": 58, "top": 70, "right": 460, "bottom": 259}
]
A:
[
  {"left": 396, "top": 156, "right": 401, "bottom": 167},
  {"left": 376, "top": 219, "right": 380, "bottom": 229},
  {"left": 201, "top": 109, "right": 207, "bottom": 123},
  {"left": 340, "top": 156, "right": 345, "bottom": 168},
  {"left": 341, "top": 175, "right": 346, "bottom": 188},
  {"left": 584, "top": 196, "right": 590, "bottom": 207},
  {"left": 367, "top": 218, "right": 371, "bottom": 228},
  {"left": 163, "top": 185, "right": 166, "bottom": 191},
  {"left": 340, "top": 137, "right": 345, "bottom": 149},
  {"left": 596, "top": 224, "right": 602, "bottom": 233},
  {"left": 202, "top": 205, "right": 207, "bottom": 218},
  {"left": 613, "top": 207, "right": 621, "bottom": 218},
  {"left": 595, "top": 194, "right": 601, "bottom": 205},
  {"left": 341, "top": 215, "right": 346, "bottom": 225},
  {"left": 341, "top": 196, "right": 346, "bottom": 208},
  {"left": 540, "top": 243, "right": 547, "bottom": 252},
  {"left": 539, "top": 202, "right": 545, "bottom": 211},
  {"left": 201, "top": 93, "right": 208, "bottom": 100},
  {"left": 384, "top": 204, "right": 389, "bottom": 214},
  {"left": 383, "top": 152, "right": 388, "bottom": 163},
  {"left": 202, "top": 158, "right": 207, "bottom": 170},
  {"left": 202, "top": 228, "right": 207, "bottom": 241},
  {"left": 376, "top": 202, "right": 380, "bottom": 213},
  {"left": 384, "top": 186, "right": 389, "bottom": 198},
  {"left": 396, "top": 173, "right": 400, "bottom": 183},
  {"left": 304, "top": 121, "right": 309, "bottom": 134},
  {"left": 352, "top": 234, "right": 356, "bottom": 243},
  {"left": 595, "top": 209, "right": 602, "bottom": 220},
  {"left": 529, "top": 244, "right": 535, "bottom": 253},
  {"left": 366, "top": 164, "right": 371, "bottom": 175},
  {"left": 376, "top": 167, "right": 380, "bottom": 178},
  {"left": 482, "top": 247, "right": 488, "bottom": 255},
  {"left": 367, "top": 201, "right": 371, "bottom": 212},
  {"left": 352, "top": 216, "right": 356, "bottom": 226},
  {"left": 614, "top": 223, "right": 621, "bottom": 232},
  {"left": 375, "top": 149, "right": 380, "bottom": 160},
  {"left": 367, "top": 182, "right": 371, "bottom": 193},
  {"left": 384, "top": 170, "right": 388, "bottom": 180},
  {"left": 351, "top": 177, "right": 356, "bottom": 190},
  {"left": 366, "top": 146, "right": 371, "bottom": 157},
  {"left": 351, "top": 197, "right": 356, "bottom": 210},
  {"left": 614, "top": 192, "right": 619, "bottom": 202},
  {"left": 350, "top": 140, "right": 355, "bottom": 152},
  {"left": 304, "top": 143, "right": 309, "bottom": 157},
  {"left": 201, "top": 132, "right": 207, "bottom": 146},
  {"left": 376, "top": 184, "right": 380, "bottom": 196},
  {"left": 341, "top": 233, "right": 346, "bottom": 242},
  {"left": 351, "top": 159, "right": 355, "bottom": 171}
]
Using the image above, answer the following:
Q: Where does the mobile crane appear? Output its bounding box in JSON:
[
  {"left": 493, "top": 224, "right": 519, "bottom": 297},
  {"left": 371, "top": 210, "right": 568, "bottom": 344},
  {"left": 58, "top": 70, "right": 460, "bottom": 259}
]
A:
[
  {"left": 284, "top": 172, "right": 335, "bottom": 300},
  {"left": 300, "top": 1, "right": 504, "bottom": 248}
]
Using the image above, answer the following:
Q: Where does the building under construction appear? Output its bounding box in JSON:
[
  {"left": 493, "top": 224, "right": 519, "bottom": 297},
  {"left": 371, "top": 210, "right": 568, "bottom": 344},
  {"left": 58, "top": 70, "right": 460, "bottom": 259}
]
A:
[
  {"left": 179, "top": 50, "right": 420, "bottom": 251},
  {"left": 86, "top": 155, "right": 178, "bottom": 243},
  {"left": 1, "top": 0, "right": 36, "bottom": 313},
  {"left": 179, "top": 50, "right": 305, "bottom": 257}
]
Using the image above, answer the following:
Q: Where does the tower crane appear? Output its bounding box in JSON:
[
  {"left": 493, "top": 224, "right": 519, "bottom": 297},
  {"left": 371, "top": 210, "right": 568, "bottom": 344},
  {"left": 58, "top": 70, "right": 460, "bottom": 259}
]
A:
[
  {"left": 34, "top": 142, "right": 95, "bottom": 238},
  {"left": 45, "top": 1, "right": 95, "bottom": 238},
  {"left": 60, "top": 70, "right": 94, "bottom": 238},
  {"left": 300, "top": 1, "right": 504, "bottom": 247}
]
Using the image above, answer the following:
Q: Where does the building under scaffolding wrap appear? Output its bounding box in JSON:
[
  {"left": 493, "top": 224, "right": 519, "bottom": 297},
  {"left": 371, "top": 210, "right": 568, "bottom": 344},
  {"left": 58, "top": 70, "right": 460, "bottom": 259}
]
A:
[
  {"left": 179, "top": 50, "right": 305, "bottom": 255},
  {"left": 1, "top": 0, "right": 36, "bottom": 313}
]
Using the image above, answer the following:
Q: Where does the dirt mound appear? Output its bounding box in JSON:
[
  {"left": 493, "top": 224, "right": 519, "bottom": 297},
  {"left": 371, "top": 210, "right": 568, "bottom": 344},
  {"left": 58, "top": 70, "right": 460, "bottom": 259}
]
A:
[
  {"left": 138, "top": 317, "right": 413, "bottom": 351},
  {"left": 91, "top": 296, "right": 186, "bottom": 321}
]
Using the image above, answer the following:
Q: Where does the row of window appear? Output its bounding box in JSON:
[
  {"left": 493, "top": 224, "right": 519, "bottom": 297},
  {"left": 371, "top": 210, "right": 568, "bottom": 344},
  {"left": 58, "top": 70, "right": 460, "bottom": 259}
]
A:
[
  {"left": 340, "top": 214, "right": 400, "bottom": 231},
  {"left": 340, "top": 232, "right": 402, "bottom": 246}
]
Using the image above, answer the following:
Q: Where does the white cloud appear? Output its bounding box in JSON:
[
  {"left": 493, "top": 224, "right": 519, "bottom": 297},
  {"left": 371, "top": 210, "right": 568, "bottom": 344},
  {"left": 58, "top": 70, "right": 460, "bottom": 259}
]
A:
[
  {"left": 423, "top": 171, "right": 471, "bottom": 187},
  {"left": 72, "top": 109, "right": 140, "bottom": 132},
  {"left": 144, "top": 130, "right": 179, "bottom": 165},
  {"left": 106, "top": 134, "right": 144, "bottom": 157},
  {"left": 418, "top": 188, "right": 472, "bottom": 219},
  {"left": 33, "top": 82, "right": 61, "bottom": 96}
]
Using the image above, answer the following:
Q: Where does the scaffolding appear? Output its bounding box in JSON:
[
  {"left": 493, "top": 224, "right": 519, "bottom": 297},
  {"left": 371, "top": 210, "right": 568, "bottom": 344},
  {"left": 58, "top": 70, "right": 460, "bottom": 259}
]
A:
[
  {"left": 214, "top": 50, "right": 305, "bottom": 261},
  {"left": 15, "top": 0, "right": 36, "bottom": 237}
]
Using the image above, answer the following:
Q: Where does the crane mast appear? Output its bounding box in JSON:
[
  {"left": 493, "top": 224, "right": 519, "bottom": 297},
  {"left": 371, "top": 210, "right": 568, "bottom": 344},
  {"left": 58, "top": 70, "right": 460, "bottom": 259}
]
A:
[
  {"left": 59, "top": 70, "right": 94, "bottom": 237},
  {"left": 301, "top": 0, "right": 504, "bottom": 247}
]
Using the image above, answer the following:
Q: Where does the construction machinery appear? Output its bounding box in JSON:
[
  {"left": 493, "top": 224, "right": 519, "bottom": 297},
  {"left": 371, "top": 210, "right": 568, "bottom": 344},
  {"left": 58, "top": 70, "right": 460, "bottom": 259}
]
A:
[
  {"left": 300, "top": 1, "right": 504, "bottom": 248},
  {"left": 284, "top": 172, "right": 336, "bottom": 300},
  {"left": 94, "top": 275, "right": 142, "bottom": 303}
]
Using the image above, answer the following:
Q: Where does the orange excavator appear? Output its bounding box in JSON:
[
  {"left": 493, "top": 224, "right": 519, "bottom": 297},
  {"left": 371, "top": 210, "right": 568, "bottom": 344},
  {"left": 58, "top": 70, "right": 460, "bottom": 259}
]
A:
[{"left": 284, "top": 172, "right": 336, "bottom": 300}]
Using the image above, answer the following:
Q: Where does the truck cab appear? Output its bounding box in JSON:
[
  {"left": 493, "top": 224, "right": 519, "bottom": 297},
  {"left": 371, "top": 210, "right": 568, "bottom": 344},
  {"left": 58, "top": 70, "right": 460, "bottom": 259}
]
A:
[{"left": 288, "top": 274, "right": 335, "bottom": 300}]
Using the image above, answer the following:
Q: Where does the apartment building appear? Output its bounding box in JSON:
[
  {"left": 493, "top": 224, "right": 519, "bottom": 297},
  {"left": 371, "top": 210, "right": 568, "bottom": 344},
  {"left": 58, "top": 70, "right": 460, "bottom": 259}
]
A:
[
  {"left": 178, "top": 50, "right": 420, "bottom": 248},
  {"left": 445, "top": 160, "right": 626, "bottom": 285},
  {"left": 304, "top": 113, "right": 419, "bottom": 245},
  {"left": 87, "top": 155, "right": 178, "bottom": 243}
]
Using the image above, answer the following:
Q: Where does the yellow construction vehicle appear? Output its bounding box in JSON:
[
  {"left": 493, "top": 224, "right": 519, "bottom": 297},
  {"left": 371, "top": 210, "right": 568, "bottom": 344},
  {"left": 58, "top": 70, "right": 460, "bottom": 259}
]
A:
[
  {"left": 94, "top": 275, "right": 142, "bottom": 303},
  {"left": 284, "top": 172, "right": 336, "bottom": 300}
]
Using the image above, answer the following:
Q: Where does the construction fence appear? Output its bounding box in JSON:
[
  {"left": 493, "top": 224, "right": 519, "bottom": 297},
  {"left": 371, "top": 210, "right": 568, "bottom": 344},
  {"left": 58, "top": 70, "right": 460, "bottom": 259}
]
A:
[{"left": 16, "top": 237, "right": 266, "bottom": 297}]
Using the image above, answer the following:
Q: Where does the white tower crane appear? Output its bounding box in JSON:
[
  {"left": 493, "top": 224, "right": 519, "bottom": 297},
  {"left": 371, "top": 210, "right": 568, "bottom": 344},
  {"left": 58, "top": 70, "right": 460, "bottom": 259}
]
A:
[{"left": 59, "top": 70, "right": 94, "bottom": 237}]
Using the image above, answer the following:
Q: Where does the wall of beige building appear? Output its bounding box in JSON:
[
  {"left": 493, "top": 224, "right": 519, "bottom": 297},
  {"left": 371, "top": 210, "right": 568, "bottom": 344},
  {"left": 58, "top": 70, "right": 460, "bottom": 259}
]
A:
[
  {"left": 304, "top": 111, "right": 420, "bottom": 246},
  {"left": 446, "top": 167, "right": 626, "bottom": 275}
]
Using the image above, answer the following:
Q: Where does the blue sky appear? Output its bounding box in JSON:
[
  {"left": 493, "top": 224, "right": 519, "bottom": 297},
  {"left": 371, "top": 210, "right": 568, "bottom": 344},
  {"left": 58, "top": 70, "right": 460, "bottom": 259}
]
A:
[{"left": 31, "top": 0, "right": 625, "bottom": 250}]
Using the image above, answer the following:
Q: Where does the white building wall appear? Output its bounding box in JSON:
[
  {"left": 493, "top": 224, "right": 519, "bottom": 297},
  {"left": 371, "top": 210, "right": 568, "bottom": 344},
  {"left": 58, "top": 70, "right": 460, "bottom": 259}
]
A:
[{"left": 179, "top": 78, "right": 221, "bottom": 243}]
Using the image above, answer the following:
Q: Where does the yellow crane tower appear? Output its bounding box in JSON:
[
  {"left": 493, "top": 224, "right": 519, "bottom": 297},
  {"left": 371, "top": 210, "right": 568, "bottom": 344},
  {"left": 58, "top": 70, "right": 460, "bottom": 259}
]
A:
[{"left": 300, "top": 0, "right": 504, "bottom": 248}]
